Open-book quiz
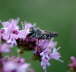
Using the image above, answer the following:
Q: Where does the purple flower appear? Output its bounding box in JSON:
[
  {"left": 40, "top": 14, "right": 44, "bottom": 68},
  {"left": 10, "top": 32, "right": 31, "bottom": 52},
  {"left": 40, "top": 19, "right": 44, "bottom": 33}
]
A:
[
  {"left": 0, "top": 43, "right": 12, "bottom": 53},
  {"left": 18, "top": 23, "right": 33, "bottom": 39},
  {"left": 1, "top": 19, "right": 19, "bottom": 30},
  {"left": 39, "top": 38, "right": 61, "bottom": 71},
  {"left": 1, "top": 19, "right": 19, "bottom": 46},
  {"left": 50, "top": 48, "right": 61, "bottom": 60},
  {"left": 68, "top": 56, "right": 76, "bottom": 71},
  {"left": 0, "top": 56, "right": 34, "bottom": 72}
]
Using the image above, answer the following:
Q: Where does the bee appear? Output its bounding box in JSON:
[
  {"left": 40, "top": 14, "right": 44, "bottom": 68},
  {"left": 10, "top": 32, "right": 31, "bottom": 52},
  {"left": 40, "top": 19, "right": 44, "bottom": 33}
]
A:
[{"left": 28, "top": 27, "right": 58, "bottom": 39}]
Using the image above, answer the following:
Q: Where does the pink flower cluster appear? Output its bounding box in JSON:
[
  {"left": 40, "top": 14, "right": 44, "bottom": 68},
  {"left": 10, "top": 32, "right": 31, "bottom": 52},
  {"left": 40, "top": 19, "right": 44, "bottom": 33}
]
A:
[{"left": 0, "top": 19, "right": 62, "bottom": 72}]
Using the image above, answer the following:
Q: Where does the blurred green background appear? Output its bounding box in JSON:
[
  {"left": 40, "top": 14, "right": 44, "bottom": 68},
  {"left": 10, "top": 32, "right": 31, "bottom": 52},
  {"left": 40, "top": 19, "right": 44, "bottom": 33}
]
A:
[{"left": 0, "top": 0, "right": 76, "bottom": 72}]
